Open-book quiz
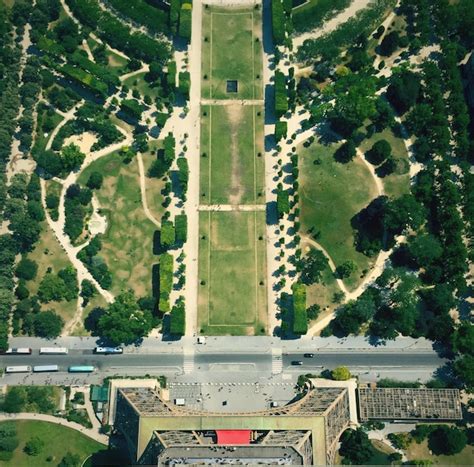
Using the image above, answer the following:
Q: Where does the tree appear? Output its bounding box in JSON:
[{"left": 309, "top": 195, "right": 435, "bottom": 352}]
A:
[
  {"left": 335, "top": 295, "right": 376, "bottom": 335},
  {"left": 34, "top": 310, "right": 64, "bottom": 338},
  {"left": 298, "top": 249, "right": 329, "bottom": 285},
  {"left": 170, "top": 299, "right": 185, "bottom": 335},
  {"left": 332, "top": 366, "right": 351, "bottom": 380},
  {"left": 384, "top": 194, "right": 426, "bottom": 235},
  {"left": 366, "top": 140, "right": 391, "bottom": 165},
  {"left": 306, "top": 304, "right": 320, "bottom": 320},
  {"left": 97, "top": 291, "right": 154, "bottom": 345},
  {"left": 15, "top": 258, "right": 38, "bottom": 281},
  {"left": 379, "top": 31, "right": 399, "bottom": 56},
  {"left": 80, "top": 279, "right": 96, "bottom": 306},
  {"left": 38, "top": 273, "right": 68, "bottom": 302},
  {"left": 454, "top": 354, "right": 474, "bottom": 389},
  {"left": 86, "top": 171, "right": 103, "bottom": 190},
  {"left": 58, "top": 452, "right": 81, "bottom": 467},
  {"left": 428, "top": 426, "right": 467, "bottom": 456},
  {"left": 24, "top": 436, "right": 44, "bottom": 456},
  {"left": 2, "top": 387, "right": 26, "bottom": 413},
  {"left": 387, "top": 69, "right": 421, "bottom": 114},
  {"left": 60, "top": 143, "right": 85, "bottom": 172},
  {"left": 453, "top": 322, "right": 474, "bottom": 356},
  {"left": 407, "top": 233, "right": 443, "bottom": 268},
  {"left": 276, "top": 188, "right": 290, "bottom": 217},
  {"left": 334, "top": 140, "right": 356, "bottom": 163},
  {"left": 335, "top": 260, "right": 357, "bottom": 279},
  {"left": 339, "top": 428, "right": 375, "bottom": 464}
]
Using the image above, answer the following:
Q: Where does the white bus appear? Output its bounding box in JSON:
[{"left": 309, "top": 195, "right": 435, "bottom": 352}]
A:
[
  {"left": 39, "top": 347, "right": 68, "bottom": 355},
  {"left": 4, "top": 348, "right": 32, "bottom": 355},
  {"left": 33, "top": 365, "right": 59, "bottom": 373},
  {"left": 5, "top": 366, "right": 31, "bottom": 373},
  {"left": 94, "top": 347, "right": 123, "bottom": 354}
]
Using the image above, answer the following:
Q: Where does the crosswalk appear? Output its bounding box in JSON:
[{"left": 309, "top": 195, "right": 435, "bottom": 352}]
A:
[
  {"left": 183, "top": 349, "right": 195, "bottom": 374},
  {"left": 271, "top": 348, "right": 283, "bottom": 374}
]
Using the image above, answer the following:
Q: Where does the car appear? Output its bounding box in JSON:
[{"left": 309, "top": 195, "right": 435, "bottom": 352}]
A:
[
  {"left": 304, "top": 353, "right": 315, "bottom": 358},
  {"left": 291, "top": 360, "right": 303, "bottom": 366}
]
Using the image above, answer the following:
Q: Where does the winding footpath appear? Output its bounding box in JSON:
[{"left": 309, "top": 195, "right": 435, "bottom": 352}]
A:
[{"left": 136, "top": 152, "right": 161, "bottom": 228}]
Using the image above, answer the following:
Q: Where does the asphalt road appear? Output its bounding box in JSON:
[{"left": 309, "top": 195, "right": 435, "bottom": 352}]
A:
[{"left": 0, "top": 350, "right": 447, "bottom": 373}]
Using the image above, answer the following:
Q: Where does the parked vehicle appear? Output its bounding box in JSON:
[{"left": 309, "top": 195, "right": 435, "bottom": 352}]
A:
[
  {"left": 39, "top": 347, "right": 68, "bottom": 355},
  {"left": 304, "top": 353, "right": 315, "bottom": 358},
  {"left": 93, "top": 347, "right": 123, "bottom": 354},
  {"left": 3, "top": 348, "right": 32, "bottom": 355},
  {"left": 68, "top": 366, "right": 95, "bottom": 373},
  {"left": 5, "top": 365, "right": 31, "bottom": 373},
  {"left": 33, "top": 365, "right": 59, "bottom": 373},
  {"left": 291, "top": 361, "right": 303, "bottom": 366}
]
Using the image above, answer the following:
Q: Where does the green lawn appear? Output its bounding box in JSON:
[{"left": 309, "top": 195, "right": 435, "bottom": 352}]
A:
[
  {"left": 141, "top": 142, "right": 166, "bottom": 221},
  {"left": 201, "top": 6, "right": 263, "bottom": 100},
  {"left": 78, "top": 152, "right": 156, "bottom": 297},
  {"left": 0, "top": 420, "right": 106, "bottom": 466},
  {"left": 34, "top": 104, "right": 63, "bottom": 153},
  {"left": 299, "top": 140, "right": 378, "bottom": 290},
  {"left": 200, "top": 104, "right": 265, "bottom": 205},
  {"left": 359, "top": 127, "right": 411, "bottom": 199},
  {"left": 25, "top": 220, "right": 77, "bottom": 326},
  {"left": 123, "top": 71, "right": 160, "bottom": 99},
  {"left": 198, "top": 211, "right": 267, "bottom": 335},
  {"left": 406, "top": 439, "right": 474, "bottom": 465}
]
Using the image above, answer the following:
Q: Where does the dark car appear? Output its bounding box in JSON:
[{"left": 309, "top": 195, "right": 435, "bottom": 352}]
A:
[
  {"left": 304, "top": 353, "right": 315, "bottom": 358},
  {"left": 291, "top": 360, "right": 303, "bottom": 366}
]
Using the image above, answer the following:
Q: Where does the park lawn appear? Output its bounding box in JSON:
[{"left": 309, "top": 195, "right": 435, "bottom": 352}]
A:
[
  {"left": 78, "top": 152, "right": 156, "bottom": 297},
  {"left": 200, "top": 104, "right": 265, "bottom": 205},
  {"left": 405, "top": 439, "right": 474, "bottom": 465},
  {"left": 141, "top": 142, "right": 166, "bottom": 222},
  {"left": 359, "top": 127, "right": 411, "bottom": 199},
  {"left": 123, "top": 71, "right": 160, "bottom": 99},
  {"left": 335, "top": 440, "right": 394, "bottom": 465},
  {"left": 0, "top": 420, "right": 106, "bottom": 467},
  {"left": 201, "top": 5, "right": 263, "bottom": 100},
  {"left": 299, "top": 140, "right": 378, "bottom": 291},
  {"left": 25, "top": 220, "right": 77, "bottom": 325},
  {"left": 73, "top": 294, "right": 109, "bottom": 336},
  {"left": 198, "top": 211, "right": 267, "bottom": 335}
]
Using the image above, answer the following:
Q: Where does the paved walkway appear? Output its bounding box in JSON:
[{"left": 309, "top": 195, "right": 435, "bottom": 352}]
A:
[
  {"left": 0, "top": 412, "right": 109, "bottom": 445},
  {"left": 199, "top": 204, "right": 266, "bottom": 212},
  {"left": 201, "top": 98, "right": 264, "bottom": 106}
]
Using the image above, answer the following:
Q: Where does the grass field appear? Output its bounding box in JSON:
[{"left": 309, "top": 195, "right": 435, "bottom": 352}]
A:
[
  {"left": 201, "top": 6, "right": 263, "bottom": 100},
  {"left": 299, "top": 141, "right": 378, "bottom": 290},
  {"left": 406, "top": 439, "right": 474, "bottom": 465},
  {"left": 200, "top": 104, "right": 265, "bottom": 205},
  {"left": 359, "top": 127, "right": 410, "bottom": 199},
  {"left": 0, "top": 420, "right": 106, "bottom": 466},
  {"left": 78, "top": 152, "right": 156, "bottom": 297},
  {"left": 198, "top": 211, "right": 267, "bottom": 335},
  {"left": 141, "top": 141, "right": 166, "bottom": 221}
]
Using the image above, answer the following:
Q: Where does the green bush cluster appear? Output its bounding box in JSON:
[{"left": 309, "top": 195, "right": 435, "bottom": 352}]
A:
[
  {"left": 169, "top": 0, "right": 181, "bottom": 34},
  {"left": 120, "top": 99, "right": 145, "bottom": 121},
  {"left": 59, "top": 64, "right": 108, "bottom": 99},
  {"left": 276, "top": 188, "right": 290, "bottom": 218},
  {"left": 293, "top": 0, "right": 351, "bottom": 33},
  {"left": 275, "top": 70, "right": 288, "bottom": 117},
  {"left": 70, "top": 50, "right": 120, "bottom": 88},
  {"left": 1, "top": 386, "right": 58, "bottom": 414},
  {"left": 161, "top": 220, "right": 176, "bottom": 249},
  {"left": 167, "top": 60, "right": 177, "bottom": 89},
  {"left": 159, "top": 253, "right": 173, "bottom": 313},
  {"left": 271, "top": 0, "right": 286, "bottom": 44},
  {"left": 149, "top": 133, "right": 175, "bottom": 178},
  {"left": 275, "top": 120, "right": 287, "bottom": 141},
  {"left": 176, "top": 158, "right": 189, "bottom": 200},
  {"left": 179, "top": 71, "right": 191, "bottom": 99},
  {"left": 292, "top": 282, "right": 308, "bottom": 335},
  {"left": 77, "top": 236, "right": 112, "bottom": 290}
]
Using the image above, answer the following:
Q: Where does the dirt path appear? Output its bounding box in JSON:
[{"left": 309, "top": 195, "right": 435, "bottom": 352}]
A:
[
  {"left": 137, "top": 152, "right": 161, "bottom": 228},
  {"left": 226, "top": 104, "right": 245, "bottom": 205},
  {"left": 119, "top": 64, "right": 149, "bottom": 82}
]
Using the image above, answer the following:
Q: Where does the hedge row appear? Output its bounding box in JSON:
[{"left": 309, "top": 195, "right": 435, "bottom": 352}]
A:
[
  {"left": 59, "top": 64, "right": 108, "bottom": 98},
  {"left": 176, "top": 157, "right": 189, "bottom": 199},
  {"left": 179, "top": 3, "right": 192, "bottom": 41},
  {"left": 71, "top": 50, "right": 120, "bottom": 88},
  {"left": 271, "top": 0, "right": 286, "bottom": 45},
  {"left": 65, "top": 0, "right": 170, "bottom": 64},
  {"left": 179, "top": 71, "right": 190, "bottom": 99},
  {"left": 292, "top": 282, "right": 308, "bottom": 335},
  {"left": 167, "top": 60, "right": 177, "bottom": 89},
  {"left": 105, "top": 0, "right": 170, "bottom": 35},
  {"left": 170, "top": 299, "right": 185, "bottom": 335},
  {"left": 275, "top": 70, "right": 288, "bottom": 117},
  {"left": 170, "top": 0, "right": 181, "bottom": 34},
  {"left": 175, "top": 214, "right": 187, "bottom": 244},
  {"left": 293, "top": 0, "right": 351, "bottom": 33},
  {"left": 159, "top": 253, "right": 173, "bottom": 313},
  {"left": 275, "top": 120, "right": 287, "bottom": 141},
  {"left": 161, "top": 219, "right": 176, "bottom": 249}
]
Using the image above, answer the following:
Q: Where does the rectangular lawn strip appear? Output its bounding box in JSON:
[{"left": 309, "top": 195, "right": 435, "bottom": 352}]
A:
[
  {"left": 198, "top": 211, "right": 267, "bottom": 335},
  {"left": 200, "top": 104, "right": 264, "bottom": 205},
  {"left": 123, "top": 71, "right": 160, "bottom": 99},
  {"left": 0, "top": 420, "right": 106, "bottom": 466},
  {"left": 78, "top": 152, "right": 156, "bottom": 297},
  {"left": 299, "top": 141, "right": 378, "bottom": 291},
  {"left": 201, "top": 6, "right": 262, "bottom": 100},
  {"left": 358, "top": 127, "right": 411, "bottom": 199}
]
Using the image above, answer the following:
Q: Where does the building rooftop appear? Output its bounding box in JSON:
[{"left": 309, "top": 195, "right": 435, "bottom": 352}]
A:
[{"left": 358, "top": 387, "right": 462, "bottom": 421}]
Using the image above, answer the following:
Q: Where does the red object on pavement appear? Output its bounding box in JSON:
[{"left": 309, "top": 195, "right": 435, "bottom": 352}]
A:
[{"left": 216, "top": 430, "right": 252, "bottom": 445}]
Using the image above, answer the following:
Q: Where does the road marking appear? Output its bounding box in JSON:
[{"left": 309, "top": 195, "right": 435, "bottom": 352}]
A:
[
  {"left": 183, "top": 348, "right": 195, "bottom": 374},
  {"left": 271, "top": 347, "right": 282, "bottom": 374}
]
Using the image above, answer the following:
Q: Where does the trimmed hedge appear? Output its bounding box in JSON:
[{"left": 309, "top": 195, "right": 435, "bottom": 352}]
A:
[
  {"left": 292, "top": 282, "right": 308, "bottom": 335},
  {"left": 277, "top": 188, "right": 290, "bottom": 217},
  {"left": 178, "top": 71, "right": 190, "bottom": 99},
  {"left": 179, "top": 3, "right": 192, "bottom": 40},
  {"left": 161, "top": 220, "right": 176, "bottom": 249},
  {"left": 275, "top": 70, "right": 288, "bottom": 117},
  {"left": 169, "top": 0, "right": 180, "bottom": 34},
  {"left": 71, "top": 50, "right": 120, "bottom": 88},
  {"left": 120, "top": 99, "right": 144, "bottom": 121},
  {"left": 175, "top": 214, "right": 188, "bottom": 244},
  {"left": 170, "top": 299, "right": 185, "bottom": 335},
  {"left": 59, "top": 64, "right": 108, "bottom": 98},
  {"left": 271, "top": 0, "right": 286, "bottom": 45},
  {"left": 159, "top": 253, "right": 173, "bottom": 312},
  {"left": 275, "top": 120, "right": 287, "bottom": 141},
  {"left": 176, "top": 157, "right": 189, "bottom": 198},
  {"left": 167, "top": 60, "right": 177, "bottom": 89}
]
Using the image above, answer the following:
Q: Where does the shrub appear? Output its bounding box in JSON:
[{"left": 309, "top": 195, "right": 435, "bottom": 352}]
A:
[
  {"left": 271, "top": 0, "right": 286, "bottom": 44},
  {"left": 366, "top": 139, "right": 392, "bottom": 165},
  {"left": 275, "top": 120, "right": 287, "bottom": 141},
  {"left": 292, "top": 282, "right": 307, "bottom": 335},
  {"left": 179, "top": 71, "right": 190, "bottom": 99},
  {"left": 175, "top": 214, "right": 187, "bottom": 244},
  {"left": 159, "top": 253, "right": 173, "bottom": 313},
  {"left": 15, "top": 258, "right": 38, "bottom": 281},
  {"left": 274, "top": 70, "right": 288, "bottom": 117},
  {"left": 331, "top": 366, "right": 351, "bottom": 380},
  {"left": 179, "top": 3, "right": 192, "bottom": 40},
  {"left": 161, "top": 220, "right": 176, "bottom": 249},
  {"left": 24, "top": 436, "right": 44, "bottom": 456},
  {"left": 334, "top": 140, "right": 356, "bottom": 163},
  {"left": 170, "top": 299, "right": 185, "bottom": 335},
  {"left": 167, "top": 60, "right": 177, "bottom": 89},
  {"left": 169, "top": 0, "right": 180, "bottom": 34}
]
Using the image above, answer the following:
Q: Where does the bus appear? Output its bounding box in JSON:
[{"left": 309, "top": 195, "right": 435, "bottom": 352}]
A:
[
  {"left": 3, "top": 348, "right": 32, "bottom": 355},
  {"left": 94, "top": 347, "right": 123, "bottom": 355},
  {"left": 39, "top": 347, "right": 68, "bottom": 355},
  {"left": 68, "top": 366, "right": 95, "bottom": 373},
  {"left": 33, "top": 365, "right": 59, "bottom": 373},
  {"left": 5, "top": 366, "right": 31, "bottom": 373}
]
